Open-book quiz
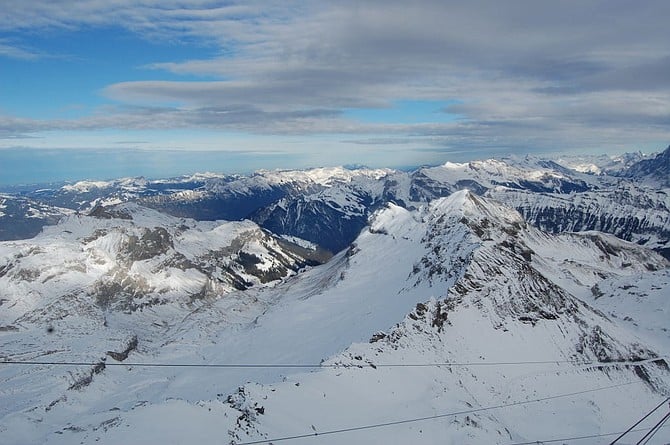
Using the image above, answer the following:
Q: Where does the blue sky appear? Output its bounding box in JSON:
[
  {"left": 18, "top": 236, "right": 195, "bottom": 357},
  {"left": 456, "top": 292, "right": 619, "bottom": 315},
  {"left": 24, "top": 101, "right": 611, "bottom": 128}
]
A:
[{"left": 1, "top": 1, "right": 669, "bottom": 184}]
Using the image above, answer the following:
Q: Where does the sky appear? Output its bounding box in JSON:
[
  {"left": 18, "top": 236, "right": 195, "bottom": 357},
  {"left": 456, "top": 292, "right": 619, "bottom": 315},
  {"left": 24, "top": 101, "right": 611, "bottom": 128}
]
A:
[{"left": 1, "top": 0, "right": 669, "bottom": 184}]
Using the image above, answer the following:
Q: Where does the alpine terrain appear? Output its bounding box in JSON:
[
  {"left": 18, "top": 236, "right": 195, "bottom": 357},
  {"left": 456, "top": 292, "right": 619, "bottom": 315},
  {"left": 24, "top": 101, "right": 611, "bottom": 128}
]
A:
[{"left": 0, "top": 146, "right": 669, "bottom": 444}]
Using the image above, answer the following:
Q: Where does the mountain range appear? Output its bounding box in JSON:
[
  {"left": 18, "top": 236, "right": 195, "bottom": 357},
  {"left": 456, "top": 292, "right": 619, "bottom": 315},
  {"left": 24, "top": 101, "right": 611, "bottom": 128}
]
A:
[{"left": 0, "top": 145, "right": 668, "bottom": 444}]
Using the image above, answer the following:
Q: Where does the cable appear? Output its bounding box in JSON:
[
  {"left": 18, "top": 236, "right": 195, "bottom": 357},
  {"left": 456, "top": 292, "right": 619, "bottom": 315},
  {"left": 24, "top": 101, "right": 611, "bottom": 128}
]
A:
[
  {"left": 0, "top": 360, "right": 325, "bottom": 369},
  {"left": 636, "top": 410, "right": 670, "bottom": 445},
  {"left": 0, "top": 357, "right": 665, "bottom": 369},
  {"left": 235, "top": 381, "right": 641, "bottom": 445},
  {"left": 2, "top": 361, "right": 662, "bottom": 444},
  {"left": 609, "top": 396, "right": 670, "bottom": 445},
  {"left": 507, "top": 424, "right": 670, "bottom": 445}
]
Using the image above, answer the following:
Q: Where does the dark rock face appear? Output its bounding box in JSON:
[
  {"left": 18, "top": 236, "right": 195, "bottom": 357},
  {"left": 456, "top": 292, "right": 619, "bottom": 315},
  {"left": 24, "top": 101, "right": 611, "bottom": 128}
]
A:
[
  {"left": 515, "top": 177, "right": 590, "bottom": 193},
  {"left": 622, "top": 145, "right": 670, "bottom": 186},
  {"left": 119, "top": 227, "right": 173, "bottom": 262},
  {"left": 88, "top": 206, "right": 133, "bottom": 220},
  {"left": 409, "top": 171, "right": 457, "bottom": 202},
  {"left": 0, "top": 195, "right": 68, "bottom": 240},
  {"left": 251, "top": 192, "right": 376, "bottom": 253},
  {"left": 106, "top": 336, "right": 139, "bottom": 362},
  {"left": 140, "top": 187, "right": 287, "bottom": 221},
  {"left": 484, "top": 177, "right": 670, "bottom": 260}
]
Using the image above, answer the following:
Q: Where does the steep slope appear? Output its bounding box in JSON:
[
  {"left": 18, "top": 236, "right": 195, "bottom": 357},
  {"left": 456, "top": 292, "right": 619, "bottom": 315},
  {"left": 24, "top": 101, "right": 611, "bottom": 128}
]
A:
[
  {"left": 621, "top": 145, "right": 670, "bottom": 187},
  {"left": 12, "top": 192, "right": 667, "bottom": 444},
  {"left": 141, "top": 167, "right": 397, "bottom": 253},
  {"left": 210, "top": 193, "right": 669, "bottom": 444},
  {"left": 398, "top": 156, "right": 670, "bottom": 259},
  {"left": 137, "top": 173, "right": 290, "bottom": 221},
  {"left": 486, "top": 183, "right": 670, "bottom": 258}
]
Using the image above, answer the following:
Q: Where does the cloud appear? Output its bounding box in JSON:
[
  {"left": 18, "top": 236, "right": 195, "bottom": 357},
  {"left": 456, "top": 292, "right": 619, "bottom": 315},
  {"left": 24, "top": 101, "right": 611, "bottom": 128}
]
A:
[
  {"left": 2, "top": 1, "right": 670, "bottom": 156},
  {"left": 0, "top": 39, "right": 42, "bottom": 60}
]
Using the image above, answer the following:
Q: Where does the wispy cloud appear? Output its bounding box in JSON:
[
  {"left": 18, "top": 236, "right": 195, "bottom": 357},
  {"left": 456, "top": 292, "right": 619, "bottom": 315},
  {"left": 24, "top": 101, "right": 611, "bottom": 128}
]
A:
[{"left": 0, "top": 39, "right": 42, "bottom": 60}]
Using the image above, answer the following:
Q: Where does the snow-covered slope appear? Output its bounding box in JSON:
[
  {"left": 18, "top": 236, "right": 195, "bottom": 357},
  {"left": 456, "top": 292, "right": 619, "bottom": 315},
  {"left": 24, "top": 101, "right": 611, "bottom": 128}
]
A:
[
  {"left": 0, "top": 202, "right": 322, "bottom": 322},
  {"left": 3, "top": 191, "right": 667, "bottom": 444},
  {"left": 554, "top": 151, "right": 649, "bottom": 175},
  {"left": 0, "top": 195, "right": 460, "bottom": 444},
  {"left": 208, "top": 193, "right": 670, "bottom": 444}
]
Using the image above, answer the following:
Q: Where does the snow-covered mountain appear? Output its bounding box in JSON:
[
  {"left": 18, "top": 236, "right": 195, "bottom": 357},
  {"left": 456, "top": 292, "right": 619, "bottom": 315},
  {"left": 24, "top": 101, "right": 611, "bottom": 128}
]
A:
[
  {"left": 2, "top": 146, "right": 669, "bottom": 259},
  {"left": 554, "top": 151, "right": 650, "bottom": 175},
  {"left": 1, "top": 187, "right": 668, "bottom": 444},
  {"left": 0, "top": 203, "right": 326, "bottom": 324},
  {"left": 487, "top": 184, "right": 670, "bottom": 257},
  {"left": 214, "top": 192, "right": 670, "bottom": 444},
  {"left": 403, "top": 155, "right": 670, "bottom": 259}
]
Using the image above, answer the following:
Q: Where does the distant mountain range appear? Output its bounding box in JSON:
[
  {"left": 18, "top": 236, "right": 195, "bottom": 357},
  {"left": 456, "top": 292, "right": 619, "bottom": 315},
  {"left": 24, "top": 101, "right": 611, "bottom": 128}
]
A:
[{"left": 2, "top": 145, "right": 668, "bottom": 256}]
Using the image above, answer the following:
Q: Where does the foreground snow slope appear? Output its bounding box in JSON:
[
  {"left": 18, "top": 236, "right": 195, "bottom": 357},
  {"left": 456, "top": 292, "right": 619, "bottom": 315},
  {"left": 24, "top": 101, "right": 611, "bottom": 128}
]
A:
[
  {"left": 0, "top": 198, "right": 468, "bottom": 443},
  {"left": 2, "top": 192, "right": 666, "bottom": 444},
  {"left": 0, "top": 203, "right": 332, "bottom": 442},
  {"left": 200, "top": 191, "right": 670, "bottom": 445}
]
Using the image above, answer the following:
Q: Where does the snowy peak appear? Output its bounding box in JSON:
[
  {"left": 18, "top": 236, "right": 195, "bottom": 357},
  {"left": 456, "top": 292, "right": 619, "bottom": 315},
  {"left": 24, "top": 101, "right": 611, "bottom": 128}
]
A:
[
  {"left": 420, "top": 192, "right": 668, "bottom": 339},
  {"left": 424, "top": 156, "right": 590, "bottom": 193},
  {"left": 430, "top": 191, "right": 527, "bottom": 240},
  {"left": 258, "top": 166, "right": 394, "bottom": 187},
  {"left": 2, "top": 147, "right": 668, "bottom": 268},
  {"left": 440, "top": 190, "right": 524, "bottom": 222}
]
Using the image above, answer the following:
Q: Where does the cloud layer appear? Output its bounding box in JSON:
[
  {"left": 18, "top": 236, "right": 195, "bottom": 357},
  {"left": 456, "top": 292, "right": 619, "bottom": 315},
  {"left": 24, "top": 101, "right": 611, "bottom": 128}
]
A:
[{"left": 1, "top": 0, "right": 669, "bottom": 157}]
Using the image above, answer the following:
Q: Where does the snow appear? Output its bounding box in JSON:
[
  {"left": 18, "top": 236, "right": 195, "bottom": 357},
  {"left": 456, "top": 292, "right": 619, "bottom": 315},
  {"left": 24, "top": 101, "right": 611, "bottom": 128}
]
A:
[
  {"left": 555, "top": 151, "right": 650, "bottom": 175},
  {"left": 486, "top": 184, "right": 670, "bottom": 251},
  {"left": 174, "top": 172, "right": 226, "bottom": 182},
  {"left": 280, "top": 235, "right": 318, "bottom": 250},
  {"left": 418, "top": 157, "right": 583, "bottom": 198},
  {"left": 62, "top": 180, "right": 112, "bottom": 192},
  {"left": 257, "top": 166, "right": 394, "bottom": 187},
  {"left": 570, "top": 162, "right": 602, "bottom": 174},
  {"left": 591, "top": 269, "right": 670, "bottom": 355},
  {"left": 1, "top": 197, "right": 471, "bottom": 444},
  {"left": 0, "top": 160, "right": 668, "bottom": 444},
  {"left": 183, "top": 194, "right": 668, "bottom": 444}
]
